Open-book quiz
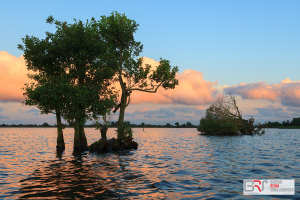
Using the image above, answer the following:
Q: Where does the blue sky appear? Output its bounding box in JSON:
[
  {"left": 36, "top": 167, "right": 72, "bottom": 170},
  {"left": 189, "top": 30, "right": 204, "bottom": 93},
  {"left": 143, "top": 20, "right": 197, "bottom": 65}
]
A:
[{"left": 1, "top": 0, "right": 300, "bottom": 125}]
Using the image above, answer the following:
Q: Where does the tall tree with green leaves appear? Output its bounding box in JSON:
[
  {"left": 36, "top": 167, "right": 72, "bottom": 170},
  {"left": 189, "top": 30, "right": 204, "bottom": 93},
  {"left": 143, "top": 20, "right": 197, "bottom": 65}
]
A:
[
  {"left": 18, "top": 16, "right": 118, "bottom": 151},
  {"left": 22, "top": 76, "right": 72, "bottom": 150},
  {"left": 19, "top": 31, "right": 72, "bottom": 150},
  {"left": 98, "top": 12, "right": 179, "bottom": 138}
]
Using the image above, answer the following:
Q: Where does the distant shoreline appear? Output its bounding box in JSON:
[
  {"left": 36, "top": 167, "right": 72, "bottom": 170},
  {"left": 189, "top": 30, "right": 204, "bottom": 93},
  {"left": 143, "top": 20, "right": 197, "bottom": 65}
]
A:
[{"left": 0, "top": 126, "right": 197, "bottom": 128}]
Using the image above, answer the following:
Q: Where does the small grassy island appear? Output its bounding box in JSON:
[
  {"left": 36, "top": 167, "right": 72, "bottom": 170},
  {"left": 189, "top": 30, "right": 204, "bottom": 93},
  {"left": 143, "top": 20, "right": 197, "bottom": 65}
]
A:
[
  {"left": 89, "top": 123, "right": 138, "bottom": 153},
  {"left": 197, "top": 93, "right": 265, "bottom": 135},
  {"left": 89, "top": 135, "right": 138, "bottom": 153}
]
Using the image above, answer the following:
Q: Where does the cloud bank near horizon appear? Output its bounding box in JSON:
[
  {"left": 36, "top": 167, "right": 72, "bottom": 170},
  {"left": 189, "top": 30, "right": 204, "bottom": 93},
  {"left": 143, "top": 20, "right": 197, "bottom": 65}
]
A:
[
  {"left": 2, "top": 51, "right": 300, "bottom": 124},
  {"left": 0, "top": 52, "right": 218, "bottom": 106},
  {"left": 224, "top": 78, "right": 300, "bottom": 107},
  {"left": 125, "top": 106, "right": 205, "bottom": 120}
]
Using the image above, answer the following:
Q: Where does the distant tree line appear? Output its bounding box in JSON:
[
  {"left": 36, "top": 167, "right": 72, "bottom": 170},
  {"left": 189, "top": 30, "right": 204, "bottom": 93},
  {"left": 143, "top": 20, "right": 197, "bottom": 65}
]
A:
[
  {"left": 267, "top": 117, "right": 300, "bottom": 128},
  {"left": 1, "top": 123, "right": 50, "bottom": 127},
  {"left": 0, "top": 121, "right": 196, "bottom": 128},
  {"left": 4, "top": 118, "right": 300, "bottom": 129}
]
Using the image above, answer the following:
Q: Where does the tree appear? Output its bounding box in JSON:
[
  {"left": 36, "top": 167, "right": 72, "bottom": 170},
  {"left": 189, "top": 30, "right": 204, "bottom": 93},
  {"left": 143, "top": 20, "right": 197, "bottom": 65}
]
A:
[
  {"left": 19, "top": 28, "right": 73, "bottom": 150},
  {"left": 197, "top": 93, "right": 264, "bottom": 134},
  {"left": 166, "top": 123, "right": 171, "bottom": 127},
  {"left": 282, "top": 121, "right": 287, "bottom": 126},
  {"left": 42, "top": 122, "right": 50, "bottom": 127},
  {"left": 94, "top": 110, "right": 113, "bottom": 141},
  {"left": 267, "top": 121, "right": 282, "bottom": 127},
  {"left": 198, "top": 93, "right": 243, "bottom": 134},
  {"left": 206, "top": 93, "right": 243, "bottom": 128},
  {"left": 197, "top": 111, "right": 239, "bottom": 134},
  {"left": 22, "top": 74, "right": 74, "bottom": 150},
  {"left": 175, "top": 122, "right": 179, "bottom": 127},
  {"left": 186, "top": 121, "right": 193, "bottom": 127},
  {"left": 18, "top": 16, "right": 118, "bottom": 151},
  {"left": 99, "top": 12, "right": 179, "bottom": 138}
]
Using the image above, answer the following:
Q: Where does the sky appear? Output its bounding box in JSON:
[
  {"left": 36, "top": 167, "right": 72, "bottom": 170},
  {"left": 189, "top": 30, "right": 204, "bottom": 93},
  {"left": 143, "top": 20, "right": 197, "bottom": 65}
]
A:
[{"left": 1, "top": 0, "right": 300, "bottom": 126}]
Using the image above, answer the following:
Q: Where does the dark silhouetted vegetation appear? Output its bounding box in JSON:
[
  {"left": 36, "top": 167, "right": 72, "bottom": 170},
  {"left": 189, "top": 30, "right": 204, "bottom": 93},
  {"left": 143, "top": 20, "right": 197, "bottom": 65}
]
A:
[
  {"left": 18, "top": 12, "right": 179, "bottom": 153},
  {"left": 197, "top": 93, "right": 265, "bottom": 135},
  {"left": 41, "top": 122, "right": 50, "bottom": 127},
  {"left": 102, "top": 12, "right": 179, "bottom": 137},
  {"left": 267, "top": 118, "right": 300, "bottom": 129},
  {"left": 18, "top": 14, "right": 119, "bottom": 151}
]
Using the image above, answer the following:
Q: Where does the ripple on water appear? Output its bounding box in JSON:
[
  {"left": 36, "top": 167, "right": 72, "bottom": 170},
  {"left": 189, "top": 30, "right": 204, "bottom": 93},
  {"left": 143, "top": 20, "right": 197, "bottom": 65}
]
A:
[{"left": 0, "top": 128, "right": 299, "bottom": 199}]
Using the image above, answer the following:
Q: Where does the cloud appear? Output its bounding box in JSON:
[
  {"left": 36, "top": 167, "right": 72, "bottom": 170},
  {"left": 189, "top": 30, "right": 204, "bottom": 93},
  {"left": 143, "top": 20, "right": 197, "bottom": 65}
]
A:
[
  {"left": 125, "top": 106, "right": 205, "bottom": 120},
  {"left": 1, "top": 53, "right": 218, "bottom": 106},
  {"left": 0, "top": 51, "right": 31, "bottom": 102},
  {"left": 133, "top": 107, "right": 176, "bottom": 119},
  {"left": 1, "top": 54, "right": 218, "bottom": 106},
  {"left": 286, "top": 106, "right": 300, "bottom": 112},
  {"left": 254, "top": 105, "right": 290, "bottom": 118},
  {"left": 18, "top": 108, "right": 40, "bottom": 116},
  {"left": 224, "top": 78, "right": 300, "bottom": 107},
  {"left": 279, "top": 80, "right": 300, "bottom": 107},
  {"left": 286, "top": 106, "right": 300, "bottom": 116},
  {"left": 224, "top": 82, "right": 280, "bottom": 102},
  {"left": 0, "top": 107, "right": 9, "bottom": 119},
  {"left": 128, "top": 57, "right": 218, "bottom": 105},
  {"left": 0, "top": 120, "right": 23, "bottom": 124}
]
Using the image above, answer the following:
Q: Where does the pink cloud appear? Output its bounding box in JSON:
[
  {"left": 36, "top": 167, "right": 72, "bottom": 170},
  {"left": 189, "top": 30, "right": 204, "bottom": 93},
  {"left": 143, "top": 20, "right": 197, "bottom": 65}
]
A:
[
  {"left": 1, "top": 53, "right": 218, "bottom": 105},
  {"left": 0, "top": 51, "right": 31, "bottom": 102},
  {"left": 224, "top": 82, "right": 280, "bottom": 102},
  {"left": 224, "top": 79, "right": 300, "bottom": 107},
  {"left": 195, "top": 106, "right": 205, "bottom": 110},
  {"left": 130, "top": 57, "right": 218, "bottom": 105}
]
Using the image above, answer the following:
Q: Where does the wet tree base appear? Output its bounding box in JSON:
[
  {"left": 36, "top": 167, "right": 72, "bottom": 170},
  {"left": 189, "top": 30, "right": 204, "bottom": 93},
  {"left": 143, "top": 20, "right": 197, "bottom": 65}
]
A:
[
  {"left": 56, "top": 144, "right": 65, "bottom": 151},
  {"left": 89, "top": 137, "right": 138, "bottom": 153}
]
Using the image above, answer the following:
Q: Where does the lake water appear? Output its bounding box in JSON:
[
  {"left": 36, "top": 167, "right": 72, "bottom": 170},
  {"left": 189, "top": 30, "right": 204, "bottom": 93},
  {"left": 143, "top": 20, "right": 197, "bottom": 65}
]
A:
[{"left": 0, "top": 128, "right": 299, "bottom": 199}]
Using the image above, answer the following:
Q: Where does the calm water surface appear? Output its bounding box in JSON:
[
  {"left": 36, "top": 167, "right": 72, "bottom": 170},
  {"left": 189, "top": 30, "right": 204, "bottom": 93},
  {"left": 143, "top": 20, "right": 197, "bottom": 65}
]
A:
[{"left": 0, "top": 128, "right": 299, "bottom": 199}]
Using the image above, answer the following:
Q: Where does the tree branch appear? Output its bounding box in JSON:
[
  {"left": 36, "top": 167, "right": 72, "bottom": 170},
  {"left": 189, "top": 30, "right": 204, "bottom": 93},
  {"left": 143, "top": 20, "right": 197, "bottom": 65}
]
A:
[
  {"left": 126, "top": 93, "right": 131, "bottom": 107},
  {"left": 112, "top": 103, "right": 121, "bottom": 113},
  {"left": 129, "top": 82, "right": 163, "bottom": 93}
]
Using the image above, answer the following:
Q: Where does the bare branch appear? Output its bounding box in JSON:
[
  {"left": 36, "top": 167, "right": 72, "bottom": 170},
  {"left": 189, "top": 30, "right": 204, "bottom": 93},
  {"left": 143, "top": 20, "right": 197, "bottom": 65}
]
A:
[{"left": 129, "top": 82, "right": 163, "bottom": 93}]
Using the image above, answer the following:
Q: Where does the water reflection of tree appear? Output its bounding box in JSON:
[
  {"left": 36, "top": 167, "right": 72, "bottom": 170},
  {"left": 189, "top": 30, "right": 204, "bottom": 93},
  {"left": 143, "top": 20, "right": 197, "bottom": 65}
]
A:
[{"left": 18, "top": 150, "right": 129, "bottom": 199}]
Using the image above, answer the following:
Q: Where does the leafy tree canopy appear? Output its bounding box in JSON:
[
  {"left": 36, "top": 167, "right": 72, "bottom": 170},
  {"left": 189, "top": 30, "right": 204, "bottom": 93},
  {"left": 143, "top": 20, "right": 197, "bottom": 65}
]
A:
[{"left": 98, "top": 12, "right": 179, "bottom": 134}]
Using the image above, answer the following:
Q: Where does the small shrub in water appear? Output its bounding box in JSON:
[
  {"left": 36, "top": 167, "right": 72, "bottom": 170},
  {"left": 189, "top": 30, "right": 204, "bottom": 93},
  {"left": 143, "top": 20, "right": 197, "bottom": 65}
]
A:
[{"left": 116, "top": 122, "right": 133, "bottom": 139}]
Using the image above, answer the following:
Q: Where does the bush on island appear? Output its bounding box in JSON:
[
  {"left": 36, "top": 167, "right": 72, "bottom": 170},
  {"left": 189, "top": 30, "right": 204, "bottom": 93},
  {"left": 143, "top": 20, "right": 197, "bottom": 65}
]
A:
[
  {"left": 89, "top": 122, "right": 138, "bottom": 153},
  {"left": 197, "top": 93, "right": 265, "bottom": 135},
  {"left": 197, "top": 112, "right": 239, "bottom": 135}
]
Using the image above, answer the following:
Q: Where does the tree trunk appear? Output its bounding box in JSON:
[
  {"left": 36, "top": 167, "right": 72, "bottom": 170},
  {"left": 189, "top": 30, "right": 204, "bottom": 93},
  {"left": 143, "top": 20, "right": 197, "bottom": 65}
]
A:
[
  {"left": 101, "top": 126, "right": 108, "bottom": 141},
  {"left": 74, "top": 117, "right": 88, "bottom": 151},
  {"left": 75, "top": 68, "right": 88, "bottom": 151},
  {"left": 79, "top": 121, "right": 88, "bottom": 150},
  {"left": 55, "top": 109, "right": 65, "bottom": 150},
  {"left": 117, "top": 91, "right": 127, "bottom": 139},
  {"left": 73, "top": 118, "right": 81, "bottom": 151}
]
